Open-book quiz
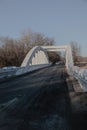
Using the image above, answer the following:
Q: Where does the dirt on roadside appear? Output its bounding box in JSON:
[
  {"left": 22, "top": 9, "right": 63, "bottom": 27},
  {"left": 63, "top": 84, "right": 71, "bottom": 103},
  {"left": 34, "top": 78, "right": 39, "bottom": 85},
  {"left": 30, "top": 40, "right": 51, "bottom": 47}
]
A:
[{"left": 68, "top": 77, "right": 87, "bottom": 130}]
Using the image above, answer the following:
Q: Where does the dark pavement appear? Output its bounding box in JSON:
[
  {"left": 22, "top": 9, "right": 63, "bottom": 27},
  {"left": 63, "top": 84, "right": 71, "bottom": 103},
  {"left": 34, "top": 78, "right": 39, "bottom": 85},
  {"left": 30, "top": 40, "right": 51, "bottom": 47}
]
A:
[{"left": 0, "top": 65, "right": 87, "bottom": 130}]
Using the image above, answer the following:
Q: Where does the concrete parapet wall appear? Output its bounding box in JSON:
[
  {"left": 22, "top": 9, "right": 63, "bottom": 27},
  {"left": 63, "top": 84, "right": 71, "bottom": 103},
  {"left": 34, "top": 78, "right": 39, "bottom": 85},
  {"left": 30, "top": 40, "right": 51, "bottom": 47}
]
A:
[
  {"left": 16, "top": 64, "right": 50, "bottom": 76},
  {"left": 72, "top": 66, "right": 87, "bottom": 91}
]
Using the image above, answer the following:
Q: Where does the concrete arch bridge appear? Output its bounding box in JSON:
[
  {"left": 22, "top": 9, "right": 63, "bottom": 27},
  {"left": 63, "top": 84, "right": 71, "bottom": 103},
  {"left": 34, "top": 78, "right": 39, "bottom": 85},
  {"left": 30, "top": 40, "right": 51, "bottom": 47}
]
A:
[
  {"left": 15, "top": 45, "right": 87, "bottom": 91},
  {"left": 21, "top": 45, "right": 73, "bottom": 71},
  {"left": 1, "top": 45, "right": 87, "bottom": 130}
]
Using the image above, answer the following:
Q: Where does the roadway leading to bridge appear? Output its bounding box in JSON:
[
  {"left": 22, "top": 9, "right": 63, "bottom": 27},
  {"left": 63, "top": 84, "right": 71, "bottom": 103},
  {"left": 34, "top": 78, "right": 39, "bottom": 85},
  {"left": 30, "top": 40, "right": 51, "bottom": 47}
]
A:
[{"left": 0, "top": 65, "right": 87, "bottom": 130}]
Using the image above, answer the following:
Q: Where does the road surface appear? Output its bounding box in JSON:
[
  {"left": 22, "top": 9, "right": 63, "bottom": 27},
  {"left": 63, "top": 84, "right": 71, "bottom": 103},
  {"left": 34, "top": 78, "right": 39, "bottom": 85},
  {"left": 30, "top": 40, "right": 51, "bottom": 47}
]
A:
[{"left": 0, "top": 65, "right": 87, "bottom": 130}]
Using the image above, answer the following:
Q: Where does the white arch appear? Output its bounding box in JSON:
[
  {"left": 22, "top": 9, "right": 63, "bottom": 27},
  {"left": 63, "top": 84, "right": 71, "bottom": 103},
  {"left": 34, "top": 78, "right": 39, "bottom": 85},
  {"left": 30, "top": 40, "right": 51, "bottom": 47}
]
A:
[
  {"left": 42, "top": 45, "right": 74, "bottom": 70},
  {"left": 21, "top": 45, "right": 74, "bottom": 74},
  {"left": 21, "top": 46, "right": 49, "bottom": 67},
  {"left": 16, "top": 45, "right": 74, "bottom": 76}
]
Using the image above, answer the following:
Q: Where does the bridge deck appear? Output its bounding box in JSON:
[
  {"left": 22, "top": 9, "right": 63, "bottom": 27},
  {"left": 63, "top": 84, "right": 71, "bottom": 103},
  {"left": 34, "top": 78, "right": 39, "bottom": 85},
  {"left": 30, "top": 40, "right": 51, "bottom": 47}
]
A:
[{"left": 0, "top": 65, "right": 87, "bottom": 130}]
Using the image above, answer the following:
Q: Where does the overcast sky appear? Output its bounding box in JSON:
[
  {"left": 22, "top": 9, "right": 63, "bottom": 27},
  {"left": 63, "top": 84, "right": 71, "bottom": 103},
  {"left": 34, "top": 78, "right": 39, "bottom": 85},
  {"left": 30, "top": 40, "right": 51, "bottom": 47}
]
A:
[{"left": 0, "top": 0, "right": 87, "bottom": 56}]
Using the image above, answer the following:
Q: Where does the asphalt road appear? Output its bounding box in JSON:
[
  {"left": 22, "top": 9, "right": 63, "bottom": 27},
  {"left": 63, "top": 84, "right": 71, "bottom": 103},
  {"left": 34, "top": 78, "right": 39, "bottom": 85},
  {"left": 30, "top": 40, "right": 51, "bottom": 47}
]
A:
[
  {"left": 0, "top": 65, "right": 66, "bottom": 104},
  {"left": 0, "top": 65, "right": 87, "bottom": 130},
  {"left": 0, "top": 65, "right": 71, "bottom": 130}
]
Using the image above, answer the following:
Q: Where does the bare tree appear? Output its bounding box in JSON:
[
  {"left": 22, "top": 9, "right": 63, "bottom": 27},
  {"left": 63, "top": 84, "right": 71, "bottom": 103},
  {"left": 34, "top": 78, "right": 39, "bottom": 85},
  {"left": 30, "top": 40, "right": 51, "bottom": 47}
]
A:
[
  {"left": 70, "top": 42, "right": 81, "bottom": 63},
  {"left": 31, "top": 33, "right": 55, "bottom": 46},
  {"left": 19, "top": 30, "right": 56, "bottom": 64},
  {"left": 0, "top": 30, "right": 56, "bottom": 67},
  {"left": 0, "top": 37, "right": 27, "bottom": 67},
  {"left": 19, "top": 30, "right": 55, "bottom": 47}
]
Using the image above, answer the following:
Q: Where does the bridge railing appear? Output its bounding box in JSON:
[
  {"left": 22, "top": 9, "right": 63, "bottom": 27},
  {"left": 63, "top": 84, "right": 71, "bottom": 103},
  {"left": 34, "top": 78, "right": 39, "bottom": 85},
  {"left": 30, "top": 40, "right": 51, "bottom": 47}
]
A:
[
  {"left": 0, "top": 67, "right": 19, "bottom": 79},
  {"left": 15, "top": 64, "right": 50, "bottom": 75},
  {"left": 0, "top": 64, "right": 50, "bottom": 79},
  {"left": 71, "top": 66, "right": 87, "bottom": 91}
]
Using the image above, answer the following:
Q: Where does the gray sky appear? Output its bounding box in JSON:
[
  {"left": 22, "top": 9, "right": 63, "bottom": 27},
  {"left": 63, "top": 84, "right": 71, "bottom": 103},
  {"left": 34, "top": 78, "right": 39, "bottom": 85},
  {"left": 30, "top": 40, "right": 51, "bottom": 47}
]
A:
[{"left": 0, "top": 0, "right": 87, "bottom": 56}]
